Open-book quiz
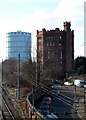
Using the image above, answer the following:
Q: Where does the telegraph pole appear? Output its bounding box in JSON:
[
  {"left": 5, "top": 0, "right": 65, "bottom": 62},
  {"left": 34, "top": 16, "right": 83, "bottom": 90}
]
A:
[
  {"left": 74, "top": 85, "right": 77, "bottom": 111},
  {"left": 17, "top": 54, "right": 20, "bottom": 99},
  {"left": 35, "top": 61, "right": 38, "bottom": 89},
  {"left": 2, "top": 59, "right": 3, "bottom": 84},
  {"left": 84, "top": 79, "right": 86, "bottom": 104},
  {"left": 84, "top": 86, "right": 85, "bottom": 104}
]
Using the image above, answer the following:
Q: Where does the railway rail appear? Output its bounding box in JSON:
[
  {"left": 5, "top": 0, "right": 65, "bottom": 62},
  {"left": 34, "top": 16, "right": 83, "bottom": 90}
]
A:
[
  {"left": 1, "top": 78, "right": 76, "bottom": 119},
  {"left": 28, "top": 79, "right": 75, "bottom": 107},
  {"left": 2, "top": 96, "right": 16, "bottom": 120},
  {"left": 2, "top": 88, "right": 22, "bottom": 120}
]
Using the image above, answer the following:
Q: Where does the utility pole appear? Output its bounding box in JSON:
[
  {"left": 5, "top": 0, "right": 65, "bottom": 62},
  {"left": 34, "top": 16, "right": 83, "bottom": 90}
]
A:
[
  {"left": 84, "top": 86, "right": 85, "bottom": 104},
  {"left": 35, "top": 61, "right": 38, "bottom": 89},
  {"left": 74, "top": 85, "right": 77, "bottom": 111},
  {"left": 17, "top": 54, "right": 20, "bottom": 99},
  {"left": 84, "top": 78, "right": 86, "bottom": 104},
  {"left": 2, "top": 59, "right": 3, "bottom": 84}
]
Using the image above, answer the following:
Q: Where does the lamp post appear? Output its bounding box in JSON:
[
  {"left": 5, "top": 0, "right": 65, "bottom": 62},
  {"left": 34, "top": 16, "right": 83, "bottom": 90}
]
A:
[{"left": 30, "top": 85, "right": 34, "bottom": 120}]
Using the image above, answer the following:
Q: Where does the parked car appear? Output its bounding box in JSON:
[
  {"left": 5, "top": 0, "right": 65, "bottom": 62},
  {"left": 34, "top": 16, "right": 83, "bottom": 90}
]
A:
[
  {"left": 64, "top": 81, "right": 73, "bottom": 86},
  {"left": 46, "top": 113, "right": 58, "bottom": 120},
  {"left": 74, "top": 79, "right": 85, "bottom": 87}
]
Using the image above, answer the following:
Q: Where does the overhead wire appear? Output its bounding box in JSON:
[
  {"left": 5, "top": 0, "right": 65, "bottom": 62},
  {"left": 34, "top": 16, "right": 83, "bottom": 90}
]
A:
[{"left": 74, "top": 41, "right": 86, "bottom": 53}]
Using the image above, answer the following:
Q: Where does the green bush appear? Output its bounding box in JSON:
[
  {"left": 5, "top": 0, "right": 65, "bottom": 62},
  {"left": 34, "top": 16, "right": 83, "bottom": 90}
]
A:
[{"left": 67, "top": 77, "right": 74, "bottom": 84}]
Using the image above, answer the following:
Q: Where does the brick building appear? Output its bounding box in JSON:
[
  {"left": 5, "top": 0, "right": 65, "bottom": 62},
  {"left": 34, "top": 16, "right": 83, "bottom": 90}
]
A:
[{"left": 36, "top": 21, "right": 74, "bottom": 78}]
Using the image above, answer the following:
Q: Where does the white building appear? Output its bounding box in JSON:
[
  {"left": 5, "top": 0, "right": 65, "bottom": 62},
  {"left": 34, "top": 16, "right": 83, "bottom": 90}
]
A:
[{"left": 7, "top": 31, "right": 31, "bottom": 61}]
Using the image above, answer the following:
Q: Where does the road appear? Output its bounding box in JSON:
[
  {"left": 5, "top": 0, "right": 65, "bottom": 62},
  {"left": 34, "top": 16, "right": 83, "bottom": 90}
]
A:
[
  {"left": 51, "top": 96, "right": 74, "bottom": 119},
  {"left": 52, "top": 85, "right": 84, "bottom": 101},
  {"left": 50, "top": 85, "right": 84, "bottom": 119},
  {"left": 34, "top": 85, "right": 84, "bottom": 119}
]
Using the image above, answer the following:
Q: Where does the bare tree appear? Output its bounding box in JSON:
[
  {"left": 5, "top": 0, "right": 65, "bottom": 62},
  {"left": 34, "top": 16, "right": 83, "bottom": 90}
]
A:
[{"left": 2, "top": 58, "right": 17, "bottom": 87}]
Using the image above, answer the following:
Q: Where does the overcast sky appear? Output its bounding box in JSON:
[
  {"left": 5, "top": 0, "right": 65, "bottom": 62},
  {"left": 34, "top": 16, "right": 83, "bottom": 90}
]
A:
[{"left": 0, "top": 0, "right": 85, "bottom": 61}]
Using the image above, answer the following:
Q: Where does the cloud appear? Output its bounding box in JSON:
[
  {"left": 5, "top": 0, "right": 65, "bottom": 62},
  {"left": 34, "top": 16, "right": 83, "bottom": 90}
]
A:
[
  {"left": 0, "top": 0, "right": 59, "bottom": 3},
  {"left": 17, "top": 0, "right": 84, "bottom": 34},
  {"left": 0, "top": 0, "right": 85, "bottom": 61},
  {"left": 56, "top": 0, "right": 84, "bottom": 57},
  {"left": 17, "top": 0, "right": 84, "bottom": 57}
]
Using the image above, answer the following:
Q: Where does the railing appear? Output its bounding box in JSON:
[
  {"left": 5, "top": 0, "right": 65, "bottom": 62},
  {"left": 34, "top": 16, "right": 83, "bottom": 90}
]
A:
[{"left": 27, "top": 89, "right": 46, "bottom": 120}]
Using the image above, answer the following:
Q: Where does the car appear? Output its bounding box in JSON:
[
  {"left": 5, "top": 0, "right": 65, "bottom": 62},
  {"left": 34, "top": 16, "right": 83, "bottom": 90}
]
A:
[
  {"left": 74, "top": 79, "right": 85, "bottom": 87},
  {"left": 46, "top": 113, "right": 58, "bottom": 120},
  {"left": 64, "top": 81, "right": 73, "bottom": 86}
]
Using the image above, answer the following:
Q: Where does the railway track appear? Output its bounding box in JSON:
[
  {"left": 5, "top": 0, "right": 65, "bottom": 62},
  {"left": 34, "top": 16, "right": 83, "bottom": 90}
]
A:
[
  {"left": 2, "top": 88, "right": 22, "bottom": 120},
  {"left": 28, "top": 79, "right": 75, "bottom": 107},
  {"left": 2, "top": 96, "right": 16, "bottom": 120},
  {"left": 42, "top": 86, "right": 74, "bottom": 106},
  {"left": 1, "top": 78, "right": 75, "bottom": 120}
]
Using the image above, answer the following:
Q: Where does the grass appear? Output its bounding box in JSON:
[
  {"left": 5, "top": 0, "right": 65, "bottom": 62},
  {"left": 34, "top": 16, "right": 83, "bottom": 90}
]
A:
[
  {"left": 5, "top": 87, "right": 16, "bottom": 95},
  {"left": 67, "top": 77, "right": 74, "bottom": 84}
]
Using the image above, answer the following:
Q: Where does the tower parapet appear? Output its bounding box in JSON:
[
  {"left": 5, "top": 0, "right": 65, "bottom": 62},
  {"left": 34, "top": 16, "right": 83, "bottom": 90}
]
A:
[{"left": 63, "top": 21, "right": 71, "bottom": 31}]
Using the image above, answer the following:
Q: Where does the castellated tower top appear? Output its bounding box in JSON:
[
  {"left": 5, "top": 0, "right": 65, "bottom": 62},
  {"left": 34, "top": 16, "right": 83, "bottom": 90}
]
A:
[{"left": 63, "top": 21, "right": 71, "bottom": 31}]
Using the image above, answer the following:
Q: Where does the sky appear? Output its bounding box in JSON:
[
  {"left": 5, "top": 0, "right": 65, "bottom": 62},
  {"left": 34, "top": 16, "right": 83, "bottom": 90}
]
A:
[{"left": 0, "top": 0, "right": 85, "bottom": 62}]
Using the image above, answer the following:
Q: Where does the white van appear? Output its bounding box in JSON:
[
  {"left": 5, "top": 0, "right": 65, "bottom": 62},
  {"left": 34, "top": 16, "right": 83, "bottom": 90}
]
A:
[{"left": 74, "top": 79, "right": 84, "bottom": 87}]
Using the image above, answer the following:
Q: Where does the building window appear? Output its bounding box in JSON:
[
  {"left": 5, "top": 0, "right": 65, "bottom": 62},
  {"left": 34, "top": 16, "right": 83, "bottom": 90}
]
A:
[
  {"left": 48, "top": 56, "right": 50, "bottom": 59},
  {"left": 60, "top": 36, "right": 62, "bottom": 39},
  {"left": 53, "top": 36, "right": 55, "bottom": 39},
  {"left": 46, "top": 37, "right": 48, "bottom": 39},
  {"left": 56, "top": 51, "right": 58, "bottom": 58},
  {"left": 52, "top": 42, "right": 55, "bottom": 46},
  {"left": 50, "top": 42, "right": 52, "bottom": 46},
  {"left": 52, "top": 52, "right": 54, "bottom": 57},
  {"left": 48, "top": 36, "right": 50, "bottom": 39},
  {"left": 61, "top": 66, "right": 62, "bottom": 69},
  {"left": 60, "top": 56, "right": 62, "bottom": 59},
  {"left": 60, "top": 61, "right": 62, "bottom": 64},
  {"left": 60, "top": 51, "right": 62, "bottom": 59},
  {"left": 47, "top": 51, "right": 50, "bottom": 59},
  {"left": 59, "top": 41, "right": 62, "bottom": 46},
  {"left": 38, "top": 37, "right": 42, "bottom": 40},
  {"left": 46, "top": 42, "right": 49, "bottom": 46}
]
